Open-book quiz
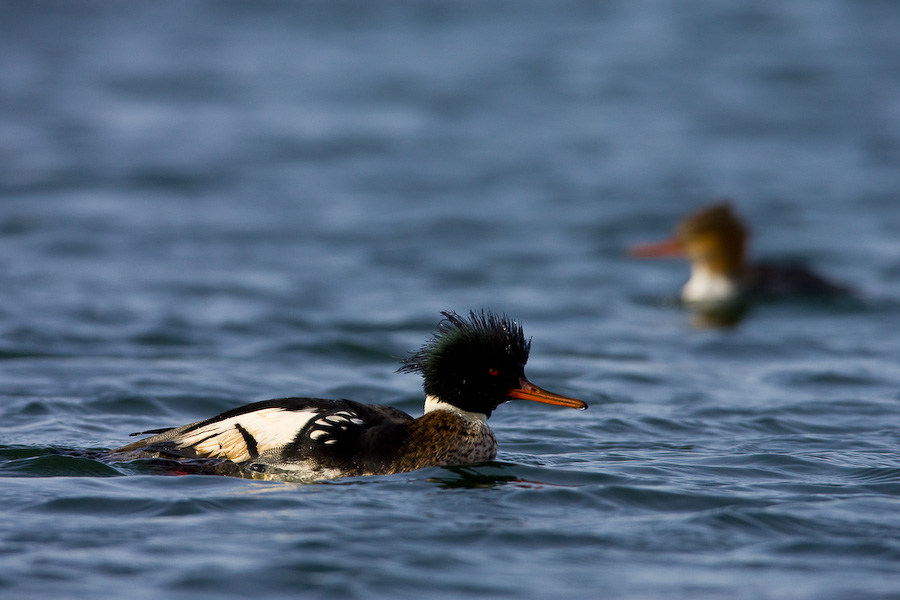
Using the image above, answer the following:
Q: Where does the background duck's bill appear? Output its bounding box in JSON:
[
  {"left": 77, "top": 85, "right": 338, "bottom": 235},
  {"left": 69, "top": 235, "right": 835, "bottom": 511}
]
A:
[{"left": 629, "top": 239, "right": 684, "bottom": 258}]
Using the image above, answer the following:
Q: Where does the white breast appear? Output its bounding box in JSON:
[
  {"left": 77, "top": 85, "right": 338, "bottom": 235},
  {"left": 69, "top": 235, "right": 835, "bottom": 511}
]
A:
[{"left": 682, "top": 265, "right": 740, "bottom": 304}]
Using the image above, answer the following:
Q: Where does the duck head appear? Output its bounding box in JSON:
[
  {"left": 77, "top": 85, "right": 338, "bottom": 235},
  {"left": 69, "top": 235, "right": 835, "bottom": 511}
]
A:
[{"left": 399, "top": 310, "right": 586, "bottom": 418}]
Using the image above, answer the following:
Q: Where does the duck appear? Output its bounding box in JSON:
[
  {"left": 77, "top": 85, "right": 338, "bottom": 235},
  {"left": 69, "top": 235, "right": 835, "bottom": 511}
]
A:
[
  {"left": 629, "top": 202, "right": 848, "bottom": 306},
  {"left": 110, "top": 310, "right": 587, "bottom": 482}
]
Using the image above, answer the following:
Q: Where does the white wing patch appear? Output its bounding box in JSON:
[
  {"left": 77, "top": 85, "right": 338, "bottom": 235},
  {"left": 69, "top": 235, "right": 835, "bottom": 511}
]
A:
[
  {"left": 305, "top": 410, "right": 366, "bottom": 446},
  {"left": 173, "top": 408, "right": 321, "bottom": 462}
]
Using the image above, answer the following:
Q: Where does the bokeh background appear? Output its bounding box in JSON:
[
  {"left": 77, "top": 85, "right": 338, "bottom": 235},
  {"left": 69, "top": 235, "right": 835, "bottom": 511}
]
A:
[{"left": 2, "top": 2, "right": 900, "bottom": 599}]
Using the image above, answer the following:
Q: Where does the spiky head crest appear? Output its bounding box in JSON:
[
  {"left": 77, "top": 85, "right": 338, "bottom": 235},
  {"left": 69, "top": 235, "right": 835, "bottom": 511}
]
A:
[{"left": 398, "top": 310, "right": 531, "bottom": 417}]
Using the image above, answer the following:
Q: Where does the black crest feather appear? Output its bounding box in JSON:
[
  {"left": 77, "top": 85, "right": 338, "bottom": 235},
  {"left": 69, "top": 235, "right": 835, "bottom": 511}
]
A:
[{"left": 398, "top": 310, "right": 530, "bottom": 378}]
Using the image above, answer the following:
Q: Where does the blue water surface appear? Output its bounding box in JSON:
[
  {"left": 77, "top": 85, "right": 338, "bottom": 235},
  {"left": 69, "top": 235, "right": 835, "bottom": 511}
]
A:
[{"left": 2, "top": 1, "right": 900, "bottom": 599}]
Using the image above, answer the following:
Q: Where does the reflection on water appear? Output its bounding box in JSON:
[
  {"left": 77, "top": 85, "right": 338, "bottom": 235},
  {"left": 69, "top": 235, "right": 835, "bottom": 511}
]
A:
[{"left": 688, "top": 301, "right": 752, "bottom": 329}]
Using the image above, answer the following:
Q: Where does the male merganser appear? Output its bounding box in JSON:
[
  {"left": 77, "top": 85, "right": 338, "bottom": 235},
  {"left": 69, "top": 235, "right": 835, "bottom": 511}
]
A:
[
  {"left": 630, "top": 202, "right": 848, "bottom": 305},
  {"left": 110, "top": 310, "right": 587, "bottom": 482}
]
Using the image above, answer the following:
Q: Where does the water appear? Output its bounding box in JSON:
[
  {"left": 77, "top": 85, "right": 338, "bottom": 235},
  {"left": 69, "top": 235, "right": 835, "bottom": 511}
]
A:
[{"left": 2, "top": 1, "right": 900, "bottom": 598}]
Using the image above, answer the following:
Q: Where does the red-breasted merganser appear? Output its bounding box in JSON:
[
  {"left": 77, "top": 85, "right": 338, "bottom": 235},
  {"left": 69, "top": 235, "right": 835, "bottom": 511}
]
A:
[
  {"left": 110, "top": 310, "right": 587, "bottom": 482},
  {"left": 629, "top": 202, "right": 848, "bottom": 305}
]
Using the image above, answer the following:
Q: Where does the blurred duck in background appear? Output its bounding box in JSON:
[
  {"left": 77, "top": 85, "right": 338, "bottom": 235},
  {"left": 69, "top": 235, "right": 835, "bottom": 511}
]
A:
[{"left": 630, "top": 202, "right": 849, "bottom": 324}]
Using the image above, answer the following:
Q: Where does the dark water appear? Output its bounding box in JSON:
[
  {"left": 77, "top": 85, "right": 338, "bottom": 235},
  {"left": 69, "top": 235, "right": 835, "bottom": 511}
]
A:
[{"left": 2, "top": 1, "right": 900, "bottom": 598}]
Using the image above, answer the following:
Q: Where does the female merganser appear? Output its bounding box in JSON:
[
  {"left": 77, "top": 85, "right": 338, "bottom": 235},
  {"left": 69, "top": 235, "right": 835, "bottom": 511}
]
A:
[
  {"left": 110, "top": 310, "right": 587, "bottom": 482},
  {"left": 630, "top": 202, "right": 848, "bottom": 305}
]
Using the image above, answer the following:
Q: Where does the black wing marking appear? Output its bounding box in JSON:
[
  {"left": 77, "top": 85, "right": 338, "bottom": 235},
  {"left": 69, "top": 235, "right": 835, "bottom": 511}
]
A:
[{"left": 299, "top": 408, "right": 368, "bottom": 447}]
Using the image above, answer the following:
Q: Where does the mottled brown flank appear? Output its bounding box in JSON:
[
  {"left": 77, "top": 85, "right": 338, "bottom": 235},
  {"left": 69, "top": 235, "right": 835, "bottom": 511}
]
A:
[{"left": 381, "top": 411, "right": 497, "bottom": 475}]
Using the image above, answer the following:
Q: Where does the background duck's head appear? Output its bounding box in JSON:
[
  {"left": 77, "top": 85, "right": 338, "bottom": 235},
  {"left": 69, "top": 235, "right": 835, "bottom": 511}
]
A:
[{"left": 674, "top": 203, "right": 749, "bottom": 277}]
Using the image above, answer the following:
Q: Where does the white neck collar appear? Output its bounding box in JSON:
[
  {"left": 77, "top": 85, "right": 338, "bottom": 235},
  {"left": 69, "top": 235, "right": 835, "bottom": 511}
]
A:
[{"left": 423, "top": 395, "right": 488, "bottom": 423}]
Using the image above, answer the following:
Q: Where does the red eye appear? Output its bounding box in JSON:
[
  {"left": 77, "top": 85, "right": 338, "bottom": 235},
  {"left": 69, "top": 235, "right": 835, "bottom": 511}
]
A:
[{"left": 488, "top": 368, "right": 499, "bottom": 376}]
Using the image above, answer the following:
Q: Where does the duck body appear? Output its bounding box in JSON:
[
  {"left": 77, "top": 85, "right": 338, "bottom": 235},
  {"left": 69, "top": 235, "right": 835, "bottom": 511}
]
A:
[
  {"left": 110, "top": 310, "right": 585, "bottom": 482},
  {"left": 111, "top": 396, "right": 497, "bottom": 481},
  {"left": 680, "top": 260, "right": 847, "bottom": 305},
  {"left": 741, "top": 261, "right": 848, "bottom": 298}
]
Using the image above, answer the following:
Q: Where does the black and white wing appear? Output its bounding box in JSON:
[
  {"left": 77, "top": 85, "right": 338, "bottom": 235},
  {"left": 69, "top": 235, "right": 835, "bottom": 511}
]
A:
[{"left": 113, "top": 397, "right": 411, "bottom": 464}]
